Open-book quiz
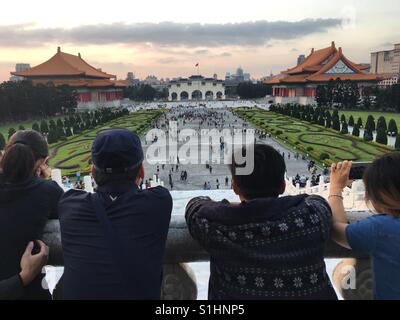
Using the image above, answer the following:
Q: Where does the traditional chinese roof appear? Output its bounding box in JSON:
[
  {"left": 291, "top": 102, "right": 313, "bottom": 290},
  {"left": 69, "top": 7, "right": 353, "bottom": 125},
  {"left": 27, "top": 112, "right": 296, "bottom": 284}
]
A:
[
  {"left": 265, "top": 42, "right": 385, "bottom": 85},
  {"left": 11, "top": 47, "right": 116, "bottom": 79}
]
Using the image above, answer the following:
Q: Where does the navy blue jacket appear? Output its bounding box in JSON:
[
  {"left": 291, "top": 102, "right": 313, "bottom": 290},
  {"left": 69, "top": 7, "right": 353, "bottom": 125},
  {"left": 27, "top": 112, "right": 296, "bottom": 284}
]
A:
[
  {"left": 186, "top": 194, "right": 337, "bottom": 300},
  {"left": 59, "top": 182, "right": 172, "bottom": 300}
]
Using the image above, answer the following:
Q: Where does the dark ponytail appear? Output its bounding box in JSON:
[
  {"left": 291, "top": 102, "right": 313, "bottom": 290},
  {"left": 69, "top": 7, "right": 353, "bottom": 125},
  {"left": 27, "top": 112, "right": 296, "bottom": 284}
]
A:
[{"left": 0, "top": 142, "right": 35, "bottom": 183}]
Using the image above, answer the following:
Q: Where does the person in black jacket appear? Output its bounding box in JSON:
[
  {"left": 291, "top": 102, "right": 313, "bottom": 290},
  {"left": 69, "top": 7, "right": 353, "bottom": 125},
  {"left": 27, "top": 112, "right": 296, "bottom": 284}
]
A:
[
  {"left": 59, "top": 129, "right": 172, "bottom": 299},
  {"left": 0, "top": 130, "right": 64, "bottom": 300},
  {"left": 0, "top": 241, "right": 49, "bottom": 300},
  {"left": 186, "top": 144, "right": 337, "bottom": 300}
]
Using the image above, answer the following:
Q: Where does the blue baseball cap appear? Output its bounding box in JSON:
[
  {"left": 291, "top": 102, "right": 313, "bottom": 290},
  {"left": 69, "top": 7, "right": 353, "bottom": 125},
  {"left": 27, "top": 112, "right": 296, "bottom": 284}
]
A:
[{"left": 92, "top": 129, "right": 144, "bottom": 174}]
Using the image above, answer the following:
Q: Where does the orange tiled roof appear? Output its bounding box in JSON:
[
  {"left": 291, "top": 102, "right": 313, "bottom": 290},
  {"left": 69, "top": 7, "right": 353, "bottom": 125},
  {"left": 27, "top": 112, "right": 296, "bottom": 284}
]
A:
[
  {"left": 11, "top": 47, "right": 115, "bottom": 79},
  {"left": 283, "top": 42, "right": 337, "bottom": 75},
  {"left": 264, "top": 42, "right": 384, "bottom": 85}
]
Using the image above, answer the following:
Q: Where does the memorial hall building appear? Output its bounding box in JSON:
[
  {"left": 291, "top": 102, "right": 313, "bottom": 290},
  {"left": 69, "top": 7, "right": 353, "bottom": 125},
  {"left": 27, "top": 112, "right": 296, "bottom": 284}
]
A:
[
  {"left": 168, "top": 75, "right": 225, "bottom": 101},
  {"left": 265, "top": 42, "right": 385, "bottom": 105},
  {"left": 11, "top": 47, "right": 129, "bottom": 108}
]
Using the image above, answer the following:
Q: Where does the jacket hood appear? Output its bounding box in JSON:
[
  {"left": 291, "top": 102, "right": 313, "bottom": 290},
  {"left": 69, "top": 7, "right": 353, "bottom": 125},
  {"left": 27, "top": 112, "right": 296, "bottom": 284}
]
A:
[{"left": 0, "top": 174, "right": 45, "bottom": 203}]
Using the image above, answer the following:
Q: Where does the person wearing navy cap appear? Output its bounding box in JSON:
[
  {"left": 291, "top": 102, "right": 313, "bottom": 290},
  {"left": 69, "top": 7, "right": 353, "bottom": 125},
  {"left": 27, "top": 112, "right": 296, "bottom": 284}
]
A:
[{"left": 58, "top": 129, "right": 172, "bottom": 299}]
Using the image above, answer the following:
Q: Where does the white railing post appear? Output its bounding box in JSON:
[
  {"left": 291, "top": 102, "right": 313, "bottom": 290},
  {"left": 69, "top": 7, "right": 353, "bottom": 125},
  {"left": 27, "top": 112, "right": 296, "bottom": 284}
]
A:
[
  {"left": 51, "top": 169, "right": 63, "bottom": 188},
  {"left": 84, "top": 175, "right": 94, "bottom": 193}
]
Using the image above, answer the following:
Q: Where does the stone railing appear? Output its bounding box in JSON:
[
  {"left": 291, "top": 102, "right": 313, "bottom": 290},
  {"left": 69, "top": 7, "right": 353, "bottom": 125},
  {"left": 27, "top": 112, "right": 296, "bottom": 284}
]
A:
[
  {"left": 43, "top": 211, "right": 373, "bottom": 300},
  {"left": 285, "top": 176, "right": 368, "bottom": 211},
  {"left": 47, "top": 170, "right": 373, "bottom": 300}
]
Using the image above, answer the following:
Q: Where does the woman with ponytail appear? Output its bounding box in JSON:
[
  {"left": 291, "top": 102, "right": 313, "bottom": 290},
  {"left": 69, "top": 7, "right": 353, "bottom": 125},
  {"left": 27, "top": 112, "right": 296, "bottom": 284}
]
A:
[{"left": 0, "top": 130, "right": 64, "bottom": 299}]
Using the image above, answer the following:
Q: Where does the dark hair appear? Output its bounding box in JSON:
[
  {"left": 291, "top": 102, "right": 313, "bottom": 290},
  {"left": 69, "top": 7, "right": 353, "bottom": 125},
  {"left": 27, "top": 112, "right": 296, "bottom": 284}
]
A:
[
  {"left": 230, "top": 144, "right": 286, "bottom": 199},
  {"left": 92, "top": 164, "right": 142, "bottom": 186},
  {"left": 363, "top": 152, "right": 400, "bottom": 217},
  {"left": 0, "top": 143, "right": 35, "bottom": 183},
  {"left": 8, "top": 130, "right": 48, "bottom": 161}
]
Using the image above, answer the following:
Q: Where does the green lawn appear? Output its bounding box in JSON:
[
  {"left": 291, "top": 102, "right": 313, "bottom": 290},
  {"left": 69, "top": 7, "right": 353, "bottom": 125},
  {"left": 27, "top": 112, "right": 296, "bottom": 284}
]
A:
[
  {"left": 234, "top": 108, "right": 393, "bottom": 165},
  {"left": 339, "top": 111, "right": 400, "bottom": 127},
  {"left": 48, "top": 110, "right": 164, "bottom": 176}
]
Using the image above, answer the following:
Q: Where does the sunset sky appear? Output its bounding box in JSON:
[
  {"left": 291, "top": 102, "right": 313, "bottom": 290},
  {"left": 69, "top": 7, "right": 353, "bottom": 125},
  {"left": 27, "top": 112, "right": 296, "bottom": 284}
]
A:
[{"left": 0, "top": 0, "right": 399, "bottom": 81}]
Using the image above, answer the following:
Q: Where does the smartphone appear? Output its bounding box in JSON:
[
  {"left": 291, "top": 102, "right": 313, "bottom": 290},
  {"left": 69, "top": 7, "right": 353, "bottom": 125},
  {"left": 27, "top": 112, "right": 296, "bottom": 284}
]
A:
[
  {"left": 349, "top": 162, "right": 371, "bottom": 180},
  {"left": 31, "top": 240, "right": 41, "bottom": 255}
]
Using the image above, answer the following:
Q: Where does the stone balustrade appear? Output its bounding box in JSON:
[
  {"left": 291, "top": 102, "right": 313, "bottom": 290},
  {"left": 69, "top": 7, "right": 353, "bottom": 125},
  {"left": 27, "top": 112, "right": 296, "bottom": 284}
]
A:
[
  {"left": 44, "top": 211, "right": 373, "bottom": 300},
  {"left": 47, "top": 170, "right": 373, "bottom": 300}
]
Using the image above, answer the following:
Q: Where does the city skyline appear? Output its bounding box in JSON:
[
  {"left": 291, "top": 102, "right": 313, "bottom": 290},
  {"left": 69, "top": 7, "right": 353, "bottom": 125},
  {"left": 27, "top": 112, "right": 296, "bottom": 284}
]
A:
[{"left": 0, "top": 0, "right": 399, "bottom": 82}]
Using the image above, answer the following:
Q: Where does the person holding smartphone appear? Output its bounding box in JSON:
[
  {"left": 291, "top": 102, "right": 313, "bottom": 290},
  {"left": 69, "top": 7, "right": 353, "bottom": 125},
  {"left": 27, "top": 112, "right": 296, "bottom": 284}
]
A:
[
  {"left": 329, "top": 153, "right": 400, "bottom": 300},
  {"left": 0, "top": 241, "right": 49, "bottom": 300},
  {"left": 0, "top": 130, "right": 64, "bottom": 299}
]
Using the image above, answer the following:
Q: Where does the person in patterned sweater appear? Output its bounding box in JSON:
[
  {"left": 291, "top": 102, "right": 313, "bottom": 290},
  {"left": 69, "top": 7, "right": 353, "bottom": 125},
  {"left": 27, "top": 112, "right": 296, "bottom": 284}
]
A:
[{"left": 185, "top": 144, "right": 337, "bottom": 300}]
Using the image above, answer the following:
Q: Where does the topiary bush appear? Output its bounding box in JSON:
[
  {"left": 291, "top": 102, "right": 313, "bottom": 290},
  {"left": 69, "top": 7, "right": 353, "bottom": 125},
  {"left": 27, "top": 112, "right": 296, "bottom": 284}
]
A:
[{"left": 319, "top": 153, "right": 330, "bottom": 161}]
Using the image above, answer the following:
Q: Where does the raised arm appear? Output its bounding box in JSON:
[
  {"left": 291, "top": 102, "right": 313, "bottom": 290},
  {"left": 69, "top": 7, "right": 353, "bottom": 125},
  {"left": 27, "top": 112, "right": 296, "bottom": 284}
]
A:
[{"left": 328, "top": 161, "right": 353, "bottom": 249}]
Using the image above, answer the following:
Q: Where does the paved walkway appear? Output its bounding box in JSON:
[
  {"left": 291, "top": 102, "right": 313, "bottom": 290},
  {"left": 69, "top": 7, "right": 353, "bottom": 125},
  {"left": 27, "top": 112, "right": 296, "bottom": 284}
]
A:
[{"left": 141, "top": 107, "right": 319, "bottom": 191}]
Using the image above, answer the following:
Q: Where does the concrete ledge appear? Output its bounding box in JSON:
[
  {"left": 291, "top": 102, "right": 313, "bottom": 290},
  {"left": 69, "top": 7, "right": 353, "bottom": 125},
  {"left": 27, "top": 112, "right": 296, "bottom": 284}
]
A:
[{"left": 44, "top": 211, "right": 370, "bottom": 266}]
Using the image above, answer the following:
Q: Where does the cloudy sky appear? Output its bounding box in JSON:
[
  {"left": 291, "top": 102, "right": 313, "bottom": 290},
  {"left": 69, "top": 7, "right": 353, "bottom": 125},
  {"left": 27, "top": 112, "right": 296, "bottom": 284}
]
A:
[{"left": 0, "top": 0, "right": 399, "bottom": 81}]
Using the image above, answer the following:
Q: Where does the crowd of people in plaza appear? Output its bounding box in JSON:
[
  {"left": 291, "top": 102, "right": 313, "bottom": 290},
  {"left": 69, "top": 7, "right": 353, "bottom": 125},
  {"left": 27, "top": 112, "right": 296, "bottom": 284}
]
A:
[{"left": 1, "top": 125, "right": 400, "bottom": 301}]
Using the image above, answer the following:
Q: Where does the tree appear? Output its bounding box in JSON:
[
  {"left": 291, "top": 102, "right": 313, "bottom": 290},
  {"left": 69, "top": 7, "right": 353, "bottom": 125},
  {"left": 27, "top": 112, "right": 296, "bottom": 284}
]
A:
[
  {"left": 40, "top": 120, "right": 49, "bottom": 135},
  {"left": 47, "top": 128, "right": 58, "bottom": 144},
  {"left": 8, "top": 128, "right": 16, "bottom": 140},
  {"left": 18, "top": 125, "right": 25, "bottom": 130},
  {"left": 65, "top": 127, "right": 73, "bottom": 137},
  {"left": 377, "top": 116, "right": 387, "bottom": 132},
  {"left": 340, "top": 114, "right": 346, "bottom": 123},
  {"left": 395, "top": 134, "right": 400, "bottom": 150},
  {"left": 341, "top": 121, "right": 349, "bottom": 134},
  {"left": 0, "top": 133, "right": 5, "bottom": 150},
  {"left": 32, "top": 122, "right": 40, "bottom": 132},
  {"left": 318, "top": 115, "right": 325, "bottom": 126},
  {"left": 316, "top": 85, "right": 328, "bottom": 107},
  {"left": 363, "top": 129, "right": 373, "bottom": 142},
  {"left": 352, "top": 124, "right": 360, "bottom": 137},
  {"left": 56, "top": 118, "right": 64, "bottom": 128},
  {"left": 0, "top": 81, "right": 77, "bottom": 122},
  {"left": 388, "top": 119, "right": 398, "bottom": 136},
  {"left": 332, "top": 117, "right": 341, "bottom": 131},
  {"left": 376, "top": 127, "right": 388, "bottom": 145},
  {"left": 356, "top": 117, "right": 363, "bottom": 128},
  {"left": 365, "top": 115, "right": 376, "bottom": 132},
  {"left": 325, "top": 111, "right": 332, "bottom": 128},
  {"left": 237, "top": 82, "right": 268, "bottom": 99},
  {"left": 348, "top": 115, "right": 355, "bottom": 127}
]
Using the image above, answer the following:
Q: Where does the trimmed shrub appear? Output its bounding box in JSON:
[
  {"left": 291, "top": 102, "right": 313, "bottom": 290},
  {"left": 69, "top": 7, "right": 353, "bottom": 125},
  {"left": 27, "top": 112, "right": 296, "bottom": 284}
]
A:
[
  {"left": 319, "top": 153, "right": 330, "bottom": 161},
  {"left": 376, "top": 127, "right": 388, "bottom": 145},
  {"left": 307, "top": 146, "right": 314, "bottom": 152},
  {"left": 8, "top": 128, "right": 16, "bottom": 141},
  {"left": 348, "top": 115, "right": 355, "bottom": 127},
  {"left": 32, "top": 122, "right": 40, "bottom": 132},
  {"left": 352, "top": 125, "right": 360, "bottom": 137}
]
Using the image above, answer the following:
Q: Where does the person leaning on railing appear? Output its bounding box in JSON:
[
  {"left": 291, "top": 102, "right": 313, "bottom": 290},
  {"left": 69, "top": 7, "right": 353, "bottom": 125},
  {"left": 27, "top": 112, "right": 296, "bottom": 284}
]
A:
[
  {"left": 0, "top": 130, "right": 64, "bottom": 300},
  {"left": 329, "top": 153, "right": 400, "bottom": 300}
]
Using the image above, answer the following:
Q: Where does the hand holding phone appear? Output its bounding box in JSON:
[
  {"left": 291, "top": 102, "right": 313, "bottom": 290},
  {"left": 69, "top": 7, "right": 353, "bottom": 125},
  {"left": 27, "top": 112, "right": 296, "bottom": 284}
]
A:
[{"left": 349, "top": 162, "right": 371, "bottom": 180}]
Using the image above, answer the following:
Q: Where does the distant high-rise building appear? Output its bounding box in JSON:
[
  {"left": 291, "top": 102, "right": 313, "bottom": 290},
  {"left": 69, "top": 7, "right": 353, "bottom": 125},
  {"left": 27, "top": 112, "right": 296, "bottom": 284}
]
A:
[
  {"left": 243, "top": 73, "right": 251, "bottom": 81},
  {"left": 10, "top": 63, "right": 31, "bottom": 81},
  {"left": 126, "top": 72, "right": 140, "bottom": 86},
  {"left": 371, "top": 43, "right": 400, "bottom": 86},
  {"left": 297, "top": 55, "right": 306, "bottom": 66},
  {"left": 236, "top": 67, "right": 244, "bottom": 81}
]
